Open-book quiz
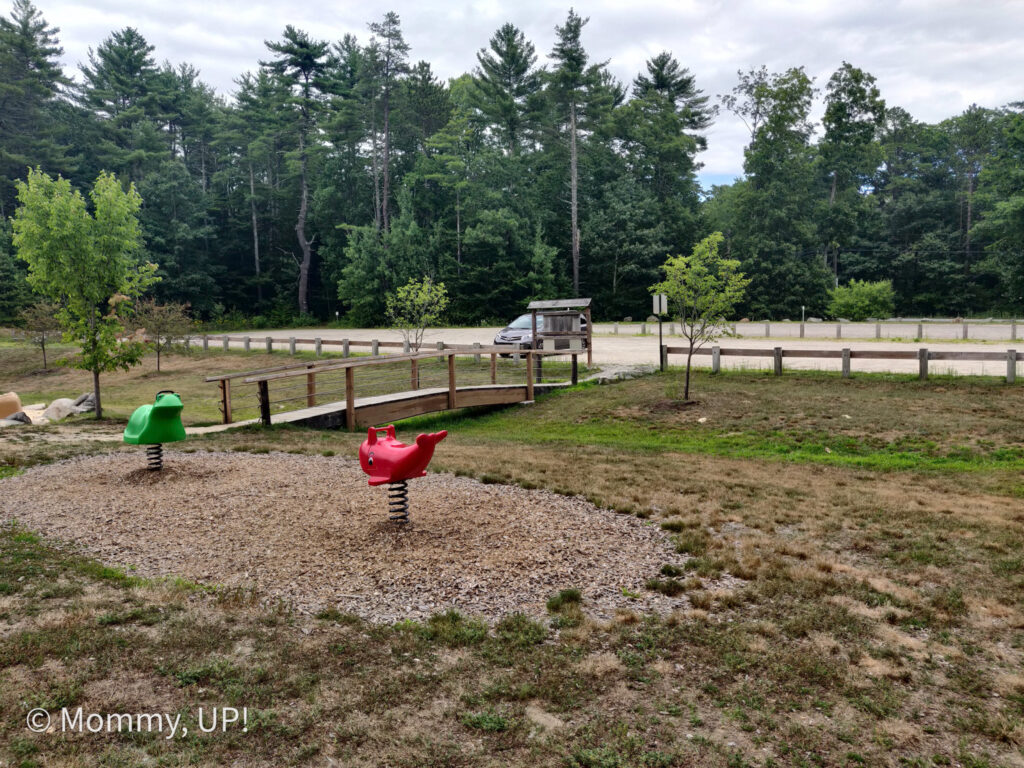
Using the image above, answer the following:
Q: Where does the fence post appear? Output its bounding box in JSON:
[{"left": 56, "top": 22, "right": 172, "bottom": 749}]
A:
[
  {"left": 1013, "top": 320, "right": 1017, "bottom": 342},
  {"left": 1008, "top": 349, "right": 1017, "bottom": 384},
  {"left": 919, "top": 348, "right": 929, "bottom": 380},
  {"left": 875, "top": 323, "right": 881, "bottom": 340},
  {"left": 800, "top": 322, "right": 805, "bottom": 338},
  {"left": 473, "top": 342, "right": 481, "bottom": 363},
  {"left": 289, "top": 337, "right": 296, "bottom": 356},
  {"left": 219, "top": 379, "right": 232, "bottom": 424},
  {"left": 223, "top": 336, "right": 230, "bottom": 352},
  {"left": 436, "top": 340, "right": 444, "bottom": 362},
  {"left": 265, "top": 336, "right": 273, "bottom": 353},
  {"left": 340, "top": 339, "right": 346, "bottom": 357},
  {"left": 571, "top": 353, "right": 578, "bottom": 385},
  {"left": 202, "top": 335, "right": 209, "bottom": 352},
  {"left": 512, "top": 342, "right": 520, "bottom": 364},
  {"left": 447, "top": 353, "right": 457, "bottom": 409},
  {"left": 490, "top": 353, "right": 497, "bottom": 384},
  {"left": 842, "top": 348, "right": 851, "bottom": 379},
  {"left": 411, "top": 359, "right": 419, "bottom": 390},
  {"left": 836, "top": 323, "right": 842, "bottom": 339},
  {"left": 712, "top": 346, "right": 721, "bottom": 374},
  {"left": 917, "top": 323, "right": 923, "bottom": 339},
  {"left": 765, "top": 322, "right": 771, "bottom": 338},
  {"left": 371, "top": 339, "right": 379, "bottom": 356},
  {"left": 641, "top": 322, "right": 646, "bottom": 335},
  {"left": 962, "top": 322, "right": 969, "bottom": 340},
  {"left": 660, "top": 344, "right": 667, "bottom": 372},
  {"left": 258, "top": 380, "right": 271, "bottom": 426},
  {"left": 773, "top": 347, "right": 783, "bottom": 376},
  {"left": 345, "top": 367, "right": 355, "bottom": 431},
  {"left": 525, "top": 352, "right": 534, "bottom": 401},
  {"left": 316, "top": 337, "right": 323, "bottom": 357},
  {"left": 306, "top": 371, "right": 316, "bottom": 407},
  {"left": 403, "top": 339, "right": 411, "bottom": 354},
  {"left": 614, "top": 322, "right": 618, "bottom": 335},
  {"left": 243, "top": 336, "right": 250, "bottom": 352}
]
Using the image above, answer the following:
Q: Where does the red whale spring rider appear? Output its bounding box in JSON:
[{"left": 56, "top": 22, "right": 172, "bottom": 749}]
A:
[{"left": 359, "top": 425, "right": 448, "bottom": 524}]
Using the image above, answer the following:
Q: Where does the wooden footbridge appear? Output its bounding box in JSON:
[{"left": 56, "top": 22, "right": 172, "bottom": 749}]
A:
[{"left": 205, "top": 347, "right": 584, "bottom": 430}]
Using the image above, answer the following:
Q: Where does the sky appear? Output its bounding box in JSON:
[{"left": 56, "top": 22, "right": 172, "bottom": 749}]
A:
[{"left": 32, "top": 0, "right": 1024, "bottom": 188}]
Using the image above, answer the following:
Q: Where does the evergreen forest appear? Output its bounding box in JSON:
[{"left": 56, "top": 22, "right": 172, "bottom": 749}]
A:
[{"left": 2, "top": 1, "right": 1023, "bottom": 325}]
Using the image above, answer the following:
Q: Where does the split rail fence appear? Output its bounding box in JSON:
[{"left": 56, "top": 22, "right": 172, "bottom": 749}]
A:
[{"left": 662, "top": 345, "right": 1022, "bottom": 383}]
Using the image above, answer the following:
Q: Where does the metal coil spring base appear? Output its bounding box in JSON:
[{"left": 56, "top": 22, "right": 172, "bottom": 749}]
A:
[
  {"left": 146, "top": 443, "right": 163, "bottom": 471},
  {"left": 388, "top": 480, "right": 409, "bottom": 524}
]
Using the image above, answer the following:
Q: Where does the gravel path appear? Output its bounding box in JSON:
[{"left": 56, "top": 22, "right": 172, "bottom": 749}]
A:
[{"left": 2, "top": 452, "right": 693, "bottom": 622}]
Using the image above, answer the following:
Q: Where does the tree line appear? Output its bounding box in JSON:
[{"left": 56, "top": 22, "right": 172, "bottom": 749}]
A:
[{"left": 1, "top": 0, "right": 1022, "bottom": 324}]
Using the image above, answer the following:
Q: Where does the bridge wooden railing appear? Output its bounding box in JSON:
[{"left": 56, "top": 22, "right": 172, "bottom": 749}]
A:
[{"left": 206, "top": 346, "right": 583, "bottom": 427}]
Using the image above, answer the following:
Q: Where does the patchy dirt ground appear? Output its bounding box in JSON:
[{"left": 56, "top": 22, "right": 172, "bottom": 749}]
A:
[{"left": 1, "top": 451, "right": 710, "bottom": 621}]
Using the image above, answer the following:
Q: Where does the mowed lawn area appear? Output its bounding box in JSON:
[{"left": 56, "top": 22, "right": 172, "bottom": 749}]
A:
[{"left": 1, "top": 341, "right": 1023, "bottom": 767}]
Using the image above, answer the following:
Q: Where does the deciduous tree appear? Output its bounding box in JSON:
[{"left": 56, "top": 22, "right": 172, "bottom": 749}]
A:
[{"left": 12, "top": 169, "right": 158, "bottom": 417}]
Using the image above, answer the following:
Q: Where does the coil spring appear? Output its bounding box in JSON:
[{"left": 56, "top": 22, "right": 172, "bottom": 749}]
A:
[
  {"left": 146, "top": 443, "right": 163, "bottom": 471},
  {"left": 388, "top": 480, "right": 409, "bottom": 524}
]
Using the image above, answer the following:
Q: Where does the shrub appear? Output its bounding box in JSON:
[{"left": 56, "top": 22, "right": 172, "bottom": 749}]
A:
[{"left": 828, "top": 279, "right": 895, "bottom": 321}]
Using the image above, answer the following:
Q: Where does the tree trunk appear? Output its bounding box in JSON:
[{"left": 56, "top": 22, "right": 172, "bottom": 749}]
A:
[
  {"left": 965, "top": 175, "right": 975, "bottom": 281},
  {"left": 569, "top": 102, "right": 580, "bottom": 295},
  {"left": 370, "top": 127, "right": 381, "bottom": 231},
  {"left": 382, "top": 87, "right": 392, "bottom": 232},
  {"left": 41, "top": 337, "right": 47, "bottom": 370},
  {"left": 249, "top": 162, "right": 262, "bottom": 304},
  {"left": 92, "top": 368, "right": 102, "bottom": 420},
  {"left": 156, "top": 343, "right": 161, "bottom": 373},
  {"left": 455, "top": 187, "right": 462, "bottom": 275},
  {"left": 685, "top": 343, "right": 694, "bottom": 401},
  {"left": 296, "top": 133, "right": 312, "bottom": 317}
]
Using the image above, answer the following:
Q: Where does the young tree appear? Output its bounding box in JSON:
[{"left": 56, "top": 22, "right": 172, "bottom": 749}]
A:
[
  {"left": 386, "top": 277, "right": 448, "bottom": 351},
  {"left": 12, "top": 169, "right": 158, "bottom": 417},
  {"left": 133, "top": 298, "right": 192, "bottom": 372},
  {"left": 651, "top": 232, "right": 750, "bottom": 401},
  {"left": 19, "top": 299, "right": 60, "bottom": 368}
]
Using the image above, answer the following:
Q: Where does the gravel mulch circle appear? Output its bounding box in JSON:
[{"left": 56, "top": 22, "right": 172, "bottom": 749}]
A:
[{"left": 2, "top": 451, "right": 696, "bottom": 622}]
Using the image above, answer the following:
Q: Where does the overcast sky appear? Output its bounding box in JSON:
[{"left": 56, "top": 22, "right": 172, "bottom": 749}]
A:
[{"left": 35, "top": 0, "right": 1024, "bottom": 187}]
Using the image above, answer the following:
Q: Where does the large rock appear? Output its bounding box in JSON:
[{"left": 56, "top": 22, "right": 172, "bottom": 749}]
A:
[
  {"left": 74, "top": 393, "right": 96, "bottom": 413},
  {"left": 0, "top": 392, "right": 22, "bottom": 419},
  {"left": 42, "top": 398, "right": 78, "bottom": 422}
]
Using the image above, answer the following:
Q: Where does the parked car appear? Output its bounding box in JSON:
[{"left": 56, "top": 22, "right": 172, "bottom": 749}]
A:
[{"left": 493, "top": 313, "right": 588, "bottom": 353}]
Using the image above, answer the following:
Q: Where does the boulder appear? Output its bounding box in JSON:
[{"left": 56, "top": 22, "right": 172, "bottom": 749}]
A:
[
  {"left": 42, "top": 398, "right": 78, "bottom": 422},
  {"left": 7, "top": 411, "right": 31, "bottom": 424},
  {"left": 0, "top": 392, "right": 22, "bottom": 420},
  {"left": 74, "top": 393, "right": 96, "bottom": 413}
]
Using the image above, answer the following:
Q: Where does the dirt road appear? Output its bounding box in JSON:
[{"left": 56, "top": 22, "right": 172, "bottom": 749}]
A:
[{"left": 210, "top": 326, "right": 1022, "bottom": 377}]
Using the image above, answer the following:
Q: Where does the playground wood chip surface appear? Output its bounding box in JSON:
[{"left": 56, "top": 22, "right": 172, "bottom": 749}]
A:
[{"left": 2, "top": 451, "right": 698, "bottom": 622}]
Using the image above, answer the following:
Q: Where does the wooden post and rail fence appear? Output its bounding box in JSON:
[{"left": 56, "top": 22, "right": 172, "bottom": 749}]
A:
[
  {"left": 663, "top": 345, "right": 1022, "bottom": 383},
  {"left": 205, "top": 346, "right": 581, "bottom": 428}
]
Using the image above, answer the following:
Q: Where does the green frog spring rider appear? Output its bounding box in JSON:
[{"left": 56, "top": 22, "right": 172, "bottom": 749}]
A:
[{"left": 123, "top": 390, "right": 186, "bottom": 470}]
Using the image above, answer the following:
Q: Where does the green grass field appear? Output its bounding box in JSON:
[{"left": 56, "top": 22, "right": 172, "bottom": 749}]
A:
[{"left": 1, "top": 342, "right": 1022, "bottom": 767}]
